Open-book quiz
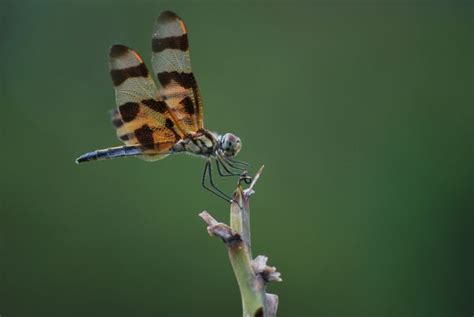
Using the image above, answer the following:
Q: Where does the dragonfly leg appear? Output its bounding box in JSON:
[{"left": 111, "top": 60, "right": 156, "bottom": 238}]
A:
[
  {"left": 220, "top": 156, "right": 252, "bottom": 184},
  {"left": 202, "top": 160, "right": 233, "bottom": 203},
  {"left": 216, "top": 157, "right": 242, "bottom": 177},
  {"left": 222, "top": 157, "right": 247, "bottom": 172},
  {"left": 228, "top": 157, "right": 251, "bottom": 168}
]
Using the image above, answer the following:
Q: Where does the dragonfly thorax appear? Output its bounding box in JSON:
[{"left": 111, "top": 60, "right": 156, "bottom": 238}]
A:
[
  {"left": 171, "top": 130, "right": 241, "bottom": 159},
  {"left": 171, "top": 129, "right": 217, "bottom": 157}
]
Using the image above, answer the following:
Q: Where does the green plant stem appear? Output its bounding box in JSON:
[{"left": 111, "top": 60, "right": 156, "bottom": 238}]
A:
[
  {"left": 199, "top": 165, "right": 280, "bottom": 317},
  {"left": 228, "top": 187, "right": 266, "bottom": 317}
]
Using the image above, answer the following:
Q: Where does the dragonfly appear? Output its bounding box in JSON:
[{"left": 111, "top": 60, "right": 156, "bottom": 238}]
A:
[{"left": 76, "top": 10, "right": 250, "bottom": 202}]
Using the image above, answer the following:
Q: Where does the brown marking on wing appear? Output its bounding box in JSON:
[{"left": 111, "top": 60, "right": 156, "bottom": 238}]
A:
[
  {"left": 110, "top": 109, "right": 124, "bottom": 129},
  {"left": 152, "top": 34, "right": 189, "bottom": 52},
  {"left": 110, "top": 63, "right": 149, "bottom": 86},
  {"left": 119, "top": 102, "right": 140, "bottom": 122},
  {"left": 165, "top": 118, "right": 182, "bottom": 141},
  {"left": 109, "top": 44, "right": 130, "bottom": 58},
  {"left": 157, "top": 71, "right": 195, "bottom": 89},
  {"left": 180, "top": 96, "right": 195, "bottom": 115},
  {"left": 135, "top": 124, "right": 155, "bottom": 149},
  {"left": 111, "top": 118, "right": 123, "bottom": 128},
  {"left": 165, "top": 118, "right": 174, "bottom": 128},
  {"left": 142, "top": 98, "right": 167, "bottom": 113},
  {"left": 118, "top": 133, "right": 132, "bottom": 141},
  {"left": 159, "top": 10, "right": 182, "bottom": 24}
]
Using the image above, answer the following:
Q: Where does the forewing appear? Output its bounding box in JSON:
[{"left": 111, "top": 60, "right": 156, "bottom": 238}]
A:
[
  {"left": 151, "top": 11, "right": 204, "bottom": 133},
  {"left": 109, "top": 44, "right": 183, "bottom": 155}
]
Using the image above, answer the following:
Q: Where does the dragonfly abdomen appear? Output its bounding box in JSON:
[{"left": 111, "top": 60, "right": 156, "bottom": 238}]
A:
[{"left": 76, "top": 145, "right": 143, "bottom": 163}]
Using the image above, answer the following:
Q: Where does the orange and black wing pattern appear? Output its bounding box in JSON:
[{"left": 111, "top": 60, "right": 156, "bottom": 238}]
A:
[
  {"left": 151, "top": 11, "right": 204, "bottom": 133},
  {"left": 109, "top": 44, "right": 184, "bottom": 159}
]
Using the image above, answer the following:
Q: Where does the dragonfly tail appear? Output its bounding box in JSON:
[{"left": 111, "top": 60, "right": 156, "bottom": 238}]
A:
[{"left": 75, "top": 145, "right": 143, "bottom": 164}]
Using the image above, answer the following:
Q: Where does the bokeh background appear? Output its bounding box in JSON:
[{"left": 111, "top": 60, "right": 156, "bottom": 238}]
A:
[{"left": 1, "top": 1, "right": 473, "bottom": 316}]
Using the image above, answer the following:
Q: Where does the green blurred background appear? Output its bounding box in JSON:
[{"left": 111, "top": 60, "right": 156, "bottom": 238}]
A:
[{"left": 1, "top": 0, "right": 473, "bottom": 316}]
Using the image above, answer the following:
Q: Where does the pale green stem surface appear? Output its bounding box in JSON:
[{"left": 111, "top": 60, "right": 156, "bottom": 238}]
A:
[{"left": 228, "top": 188, "right": 266, "bottom": 317}]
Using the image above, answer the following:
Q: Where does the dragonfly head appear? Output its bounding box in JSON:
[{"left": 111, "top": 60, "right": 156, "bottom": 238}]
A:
[{"left": 218, "top": 133, "right": 242, "bottom": 157}]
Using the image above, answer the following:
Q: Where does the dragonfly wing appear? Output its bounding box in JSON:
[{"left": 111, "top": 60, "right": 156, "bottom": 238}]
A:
[
  {"left": 109, "top": 44, "right": 183, "bottom": 159},
  {"left": 151, "top": 11, "right": 204, "bottom": 133}
]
